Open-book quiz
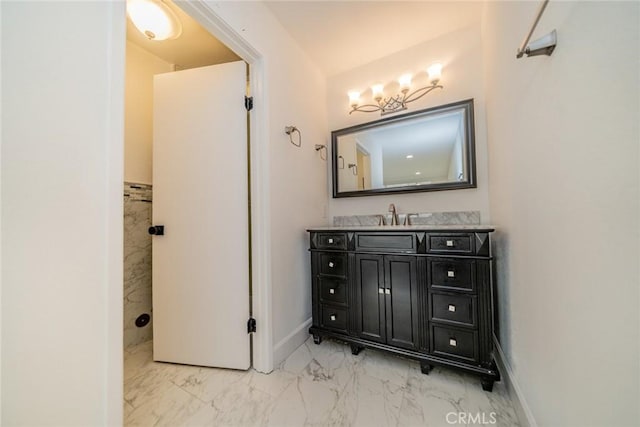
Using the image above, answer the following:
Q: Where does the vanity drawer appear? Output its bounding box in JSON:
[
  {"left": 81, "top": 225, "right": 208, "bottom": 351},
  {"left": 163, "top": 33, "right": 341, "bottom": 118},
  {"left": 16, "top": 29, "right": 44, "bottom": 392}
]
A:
[
  {"left": 320, "top": 305, "right": 348, "bottom": 333},
  {"left": 431, "top": 325, "right": 478, "bottom": 363},
  {"left": 319, "top": 277, "right": 348, "bottom": 305},
  {"left": 428, "top": 258, "right": 476, "bottom": 293},
  {"left": 431, "top": 292, "right": 476, "bottom": 328},
  {"left": 314, "top": 233, "right": 348, "bottom": 250},
  {"left": 427, "top": 234, "right": 474, "bottom": 255},
  {"left": 355, "top": 233, "right": 417, "bottom": 253},
  {"left": 319, "top": 253, "right": 347, "bottom": 277}
]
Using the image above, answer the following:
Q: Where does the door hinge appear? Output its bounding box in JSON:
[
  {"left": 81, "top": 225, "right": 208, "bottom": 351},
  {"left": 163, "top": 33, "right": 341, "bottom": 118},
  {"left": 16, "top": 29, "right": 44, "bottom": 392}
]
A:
[
  {"left": 247, "top": 317, "right": 256, "bottom": 333},
  {"left": 244, "top": 96, "right": 254, "bottom": 111}
]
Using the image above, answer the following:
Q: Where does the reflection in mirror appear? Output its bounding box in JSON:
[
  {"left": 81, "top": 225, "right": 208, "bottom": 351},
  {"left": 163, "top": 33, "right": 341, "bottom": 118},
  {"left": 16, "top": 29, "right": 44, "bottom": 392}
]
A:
[{"left": 332, "top": 99, "right": 476, "bottom": 198}]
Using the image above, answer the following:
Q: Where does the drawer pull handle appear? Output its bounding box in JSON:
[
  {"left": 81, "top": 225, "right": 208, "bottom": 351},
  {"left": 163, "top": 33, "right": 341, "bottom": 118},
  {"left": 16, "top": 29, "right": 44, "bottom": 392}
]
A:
[
  {"left": 328, "top": 238, "right": 334, "bottom": 244},
  {"left": 328, "top": 262, "right": 334, "bottom": 268},
  {"left": 330, "top": 314, "right": 337, "bottom": 321},
  {"left": 447, "top": 270, "right": 455, "bottom": 278},
  {"left": 449, "top": 338, "right": 457, "bottom": 347},
  {"left": 329, "top": 288, "right": 335, "bottom": 294},
  {"left": 446, "top": 240, "right": 455, "bottom": 247},
  {"left": 448, "top": 304, "right": 456, "bottom": 312},
  {"left": 385, "top": 288, "right": 391, "bottom": 295},
  {"left": 378, "top": 288, "right": 384, "bottom": 294}
]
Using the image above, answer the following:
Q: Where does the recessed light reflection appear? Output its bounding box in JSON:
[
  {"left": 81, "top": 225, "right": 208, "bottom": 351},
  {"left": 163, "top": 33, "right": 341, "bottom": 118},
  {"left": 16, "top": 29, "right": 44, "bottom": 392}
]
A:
[
  {"left": 406, "top": 154, "right": 414, "bottom": 159},
  {"left": 415, "top": 171, "right": 421, "bottom": 175}
]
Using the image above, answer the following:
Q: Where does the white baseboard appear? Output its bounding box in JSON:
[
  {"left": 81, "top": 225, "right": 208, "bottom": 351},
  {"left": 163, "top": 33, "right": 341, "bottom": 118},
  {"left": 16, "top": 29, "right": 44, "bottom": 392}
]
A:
[
  {"left": 493, "top": 338, "right": 537, "bottom": 427},
  {"left": 273, "top": 318, "right": 313, "bottom": 367}
]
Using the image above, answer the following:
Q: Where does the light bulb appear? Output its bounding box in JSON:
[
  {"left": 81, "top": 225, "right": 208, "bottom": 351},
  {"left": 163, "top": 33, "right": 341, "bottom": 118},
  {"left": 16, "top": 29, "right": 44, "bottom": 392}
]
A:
[
  {"left": 399, "top": 74, "right": 412, "bottom": 92},
  {"left": 371, "top": 84, "right": 384, "bottom": 101},
  {"left": 127, "top": 0, "right": 182, "bottom": 41},
  {"left": 428, "top": 63, "right": 442, "bottom": 84},
  {"left": 348, "top": 91, "right": 360, "bottom": 107}
]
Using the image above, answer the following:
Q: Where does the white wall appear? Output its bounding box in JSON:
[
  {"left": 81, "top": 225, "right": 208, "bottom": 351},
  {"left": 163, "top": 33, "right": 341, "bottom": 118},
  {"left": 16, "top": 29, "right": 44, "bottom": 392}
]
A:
[
  {"left": 201, "top": 1, "right": 328, "bottom": 363},
  {"left": 125, "top": 41, "right": 173, "bottom": 185},
  {"left": 327, "top": 26, "right": 490, "bottom": 222},
  {"left": 1, "top": 2, "right": 124, "bottom": 425},
  {"left": 482, "top": 1, "right": 639, "bottom": 426},
  {"left": 0, "top": 2, "right": 3, "bottom": 420}
]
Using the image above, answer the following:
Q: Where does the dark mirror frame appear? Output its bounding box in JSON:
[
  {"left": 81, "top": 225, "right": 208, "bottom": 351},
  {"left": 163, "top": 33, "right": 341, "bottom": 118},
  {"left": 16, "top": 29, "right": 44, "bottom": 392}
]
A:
[{"left": 332, "top": 99, "right": 477, "bottom": 198}]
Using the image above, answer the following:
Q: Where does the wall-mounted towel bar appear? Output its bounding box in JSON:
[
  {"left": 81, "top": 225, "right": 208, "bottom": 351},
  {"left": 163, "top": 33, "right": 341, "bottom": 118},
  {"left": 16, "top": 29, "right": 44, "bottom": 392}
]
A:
[{"left": 516, "top": 0, "right": 557, "bottom": 58}]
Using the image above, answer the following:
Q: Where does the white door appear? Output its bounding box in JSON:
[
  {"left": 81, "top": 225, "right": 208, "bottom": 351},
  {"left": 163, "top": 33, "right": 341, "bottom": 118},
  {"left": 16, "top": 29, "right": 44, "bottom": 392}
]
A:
[{"left": 152, "top": 61, "right": 250, "bottom": 370}]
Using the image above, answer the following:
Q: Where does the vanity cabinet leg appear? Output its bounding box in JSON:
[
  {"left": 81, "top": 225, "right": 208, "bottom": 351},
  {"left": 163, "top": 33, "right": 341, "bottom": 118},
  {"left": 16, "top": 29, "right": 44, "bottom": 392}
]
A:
[
  {"left": 312, "top": 334, "right": 322, "bottom": 345},
  {"left": 420, "top": 362, "right": 433, "bottom": 375},
  {"left": 350, "top": 344, "right": 364, "bottom": 355},
  {"left": 481, "top": 377, "right": 495, "bottom": 392}
]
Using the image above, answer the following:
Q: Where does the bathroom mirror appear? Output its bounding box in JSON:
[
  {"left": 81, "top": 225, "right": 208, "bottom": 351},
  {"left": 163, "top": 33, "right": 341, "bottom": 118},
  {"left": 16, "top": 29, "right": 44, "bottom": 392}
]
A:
[{"left": 332, "top": 99, "right": 476, "bottom": 198}]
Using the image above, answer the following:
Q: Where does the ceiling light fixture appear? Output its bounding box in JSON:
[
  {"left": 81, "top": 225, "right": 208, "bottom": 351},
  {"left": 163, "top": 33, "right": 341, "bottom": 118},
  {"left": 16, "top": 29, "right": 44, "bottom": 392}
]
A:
[
  {"left": 127, "top": 0, "right": 183, "bottom": 41},
  {"left": 348, "top": 63, "right": 443, "bottom": 116}
]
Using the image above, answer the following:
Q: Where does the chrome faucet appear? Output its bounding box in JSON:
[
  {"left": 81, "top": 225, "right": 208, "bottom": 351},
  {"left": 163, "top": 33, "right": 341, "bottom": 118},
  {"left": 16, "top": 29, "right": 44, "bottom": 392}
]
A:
[
  {"left": 388, "top": 203, "right": 398, "bottom": 226},
  {"left": 403, "top": 213, "right": 416, "bottom": 226}
]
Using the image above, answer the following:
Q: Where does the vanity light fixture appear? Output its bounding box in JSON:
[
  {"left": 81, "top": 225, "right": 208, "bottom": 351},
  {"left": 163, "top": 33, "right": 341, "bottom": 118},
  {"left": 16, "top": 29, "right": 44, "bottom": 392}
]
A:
[
  {"left": 127, "top": 0, "right": 183, "bottom": 41},
  {"left": 348, "top": 63, "right": 443, "bottom": 116}
]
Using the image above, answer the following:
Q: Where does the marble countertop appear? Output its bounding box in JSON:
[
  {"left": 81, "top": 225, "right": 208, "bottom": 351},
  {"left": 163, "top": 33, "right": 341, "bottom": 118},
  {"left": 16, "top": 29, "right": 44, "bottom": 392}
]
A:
[{"left": 307, "top": 225, "right": 495, "bottom": 232}]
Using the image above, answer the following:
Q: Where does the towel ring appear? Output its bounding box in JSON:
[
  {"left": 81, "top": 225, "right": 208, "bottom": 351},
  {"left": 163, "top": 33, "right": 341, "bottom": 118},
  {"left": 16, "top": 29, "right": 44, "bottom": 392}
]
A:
[
  {"left": 314, "top": 144, "right": 327, "bottom": 161},
  {"left": 285, "top": 126, "right": 302, "bottom": 147}
]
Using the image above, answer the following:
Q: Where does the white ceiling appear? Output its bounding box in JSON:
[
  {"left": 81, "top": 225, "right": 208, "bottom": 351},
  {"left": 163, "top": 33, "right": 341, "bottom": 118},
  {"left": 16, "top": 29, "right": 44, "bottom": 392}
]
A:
[
  {"left": 263, "top": 1, "right": 484, "bottom": 76},
  {"left": 127, "top": 1, "right": 483, "bottom": 76}
]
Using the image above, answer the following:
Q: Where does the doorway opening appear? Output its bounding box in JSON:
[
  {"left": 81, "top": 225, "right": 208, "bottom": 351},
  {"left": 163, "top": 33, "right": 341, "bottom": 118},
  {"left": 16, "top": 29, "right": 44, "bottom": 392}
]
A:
[{"left": 123, "top": 0, "right": 270, "bottom": 378}]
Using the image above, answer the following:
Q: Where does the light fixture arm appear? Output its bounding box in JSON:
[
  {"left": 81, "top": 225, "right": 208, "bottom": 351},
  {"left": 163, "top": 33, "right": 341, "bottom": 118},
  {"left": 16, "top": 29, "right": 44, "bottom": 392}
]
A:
[
  {"left": 403, "top": 82, "right": 443, "bottom": 104},
  {"left": 350, "top": 81, "right": 443, "bottom": 116}
]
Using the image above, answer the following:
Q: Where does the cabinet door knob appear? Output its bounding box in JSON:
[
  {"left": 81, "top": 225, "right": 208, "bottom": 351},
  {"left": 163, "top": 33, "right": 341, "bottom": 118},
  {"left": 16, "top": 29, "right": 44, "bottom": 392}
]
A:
[
  {"left": 328, "top": 262, "right": 334, "bottom": 268},
  {"left": 385, "top": 288, "right": 391, "bottom": 295},
  {"left": 449, "top": 338, "right": 457, "bottom": 347},
  {"left": 328, "top": 238, "right": 334, "bottom": 244},
  {"left": 378, "top": 288, "right": 384, "bottom": 294},
  {"left": 330, "top": 314, "right": 337, "bottom": 321},
  {"left": 446, "top": 240, "right": 455, "bottom": 247},
  {"left": 329, "top": 288, "right": 335, "bottom": 294},
  {"left": 447, "top": 270, "right": 455, "bottom": 278},
  {"left": 448, "top": 304, "right": 456, "bottom": 312}
]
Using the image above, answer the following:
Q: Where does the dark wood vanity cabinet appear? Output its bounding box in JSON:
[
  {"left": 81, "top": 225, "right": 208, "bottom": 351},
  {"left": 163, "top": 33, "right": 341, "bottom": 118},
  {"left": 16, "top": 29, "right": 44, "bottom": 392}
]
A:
[
  {"left": 355, "top": 254, "right": 419, "bottom": 350},
  {"left": 308, "top": 228, "right": 500, "bottom": 391}
]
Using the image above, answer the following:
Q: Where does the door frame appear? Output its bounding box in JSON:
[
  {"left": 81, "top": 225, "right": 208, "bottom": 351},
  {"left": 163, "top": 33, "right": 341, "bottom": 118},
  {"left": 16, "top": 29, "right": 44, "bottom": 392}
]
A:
[{"left": 176, "top": 0, "right": 273, "bottom": 373}]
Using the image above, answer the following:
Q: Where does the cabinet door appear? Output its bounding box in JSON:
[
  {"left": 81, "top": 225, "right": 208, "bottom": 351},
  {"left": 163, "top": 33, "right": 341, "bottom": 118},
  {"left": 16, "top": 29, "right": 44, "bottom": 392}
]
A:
[
  {"left": 355, "top": 254, "right": 386, "bottom": 343},
  {"left": 385, "top": 256, "right": 419, "bottom": 350}
]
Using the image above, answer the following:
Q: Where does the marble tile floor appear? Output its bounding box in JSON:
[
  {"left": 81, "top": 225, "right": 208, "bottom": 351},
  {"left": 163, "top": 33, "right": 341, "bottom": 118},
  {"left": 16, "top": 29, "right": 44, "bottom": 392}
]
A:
[{"left": 124, "top": 338, "right": 521, "bottom": 427}]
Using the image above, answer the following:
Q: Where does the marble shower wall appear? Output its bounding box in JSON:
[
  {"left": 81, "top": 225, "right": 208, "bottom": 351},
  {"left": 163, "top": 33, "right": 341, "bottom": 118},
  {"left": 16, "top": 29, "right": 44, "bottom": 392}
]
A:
[{"left": 124, "top": 182, "right": 153, "bottom": 349}]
